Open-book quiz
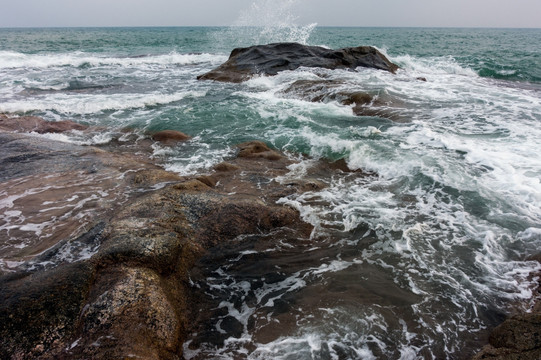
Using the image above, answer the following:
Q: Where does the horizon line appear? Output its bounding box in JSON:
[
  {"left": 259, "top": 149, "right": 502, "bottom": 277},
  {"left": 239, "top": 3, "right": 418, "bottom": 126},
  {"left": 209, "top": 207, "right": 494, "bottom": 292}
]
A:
[{"left": 1, "top": 25, "right": 540, "bottom": 30}]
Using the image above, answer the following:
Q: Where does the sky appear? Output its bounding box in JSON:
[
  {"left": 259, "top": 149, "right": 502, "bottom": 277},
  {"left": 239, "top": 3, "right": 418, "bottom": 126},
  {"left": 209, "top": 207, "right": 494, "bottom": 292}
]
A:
[{"left": 1, "top": 0, "right": 540, "bottom": 28}]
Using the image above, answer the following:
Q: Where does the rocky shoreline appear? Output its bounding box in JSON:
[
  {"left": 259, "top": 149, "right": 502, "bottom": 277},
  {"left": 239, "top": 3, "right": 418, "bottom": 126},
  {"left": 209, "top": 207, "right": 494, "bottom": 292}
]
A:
[
  {"left": 1, "top": 42, "right": 540, "bottom": 359},
  {"left": 1, "top": 112, "right": 539, "bottom": 359},
  {"left": 0, "top": 43, "right": 403, "bottom": 359},
  {"left": 0, "top": 113, "right": 341, "bottom": 359}
]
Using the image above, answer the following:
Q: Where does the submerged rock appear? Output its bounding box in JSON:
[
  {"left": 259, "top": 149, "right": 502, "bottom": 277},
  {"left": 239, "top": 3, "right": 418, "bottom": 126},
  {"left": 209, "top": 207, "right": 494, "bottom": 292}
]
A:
[
  {"left": 0, "top": 114, "right": 88, "bottom": 133},
  {"left": 236, "top": 140, "right": 283, "bottom": 160},
  {"left": 279, "top": 79, "right": 406, "bottom": 121},
  {"left": 151, "top": 129, "right": 191, "bottom": 145},
  {"left": 198, "top": 42, "right": 399, "bottom": 83}
]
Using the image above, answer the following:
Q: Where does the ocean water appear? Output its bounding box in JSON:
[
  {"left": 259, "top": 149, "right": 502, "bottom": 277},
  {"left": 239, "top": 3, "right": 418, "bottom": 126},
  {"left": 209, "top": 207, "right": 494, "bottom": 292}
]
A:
[{"left": 1, "top": 24, "right": 541, "bottom": 359}]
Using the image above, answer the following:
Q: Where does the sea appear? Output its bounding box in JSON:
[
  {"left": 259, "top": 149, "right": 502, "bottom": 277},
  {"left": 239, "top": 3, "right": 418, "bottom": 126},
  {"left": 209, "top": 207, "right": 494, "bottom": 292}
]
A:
[{"left": 1, "top": 22, "right": 541, "bottom": 360}]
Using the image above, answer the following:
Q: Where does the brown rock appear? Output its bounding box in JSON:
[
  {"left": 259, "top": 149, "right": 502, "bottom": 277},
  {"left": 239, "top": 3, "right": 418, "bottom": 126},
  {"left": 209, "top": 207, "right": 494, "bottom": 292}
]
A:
[
  {"left": 488, "top": 313, "right": 541, "bottom": 351},
  {"left": 151, "top": 130, "right": 191, "bottom": 145},
  {"left": 526, "top": 253, "right": 541, "bottom": 263},
  {"left": 327, "top": 158, "right": 354, "bottom": 172},
  {"left": 189, "top": 194, "right": 310, "bottom": 248},
  {"left": 237, "top": 141, "right": 283, "bottom": 161},
  {"left": 279, "top": 79, "right": 406, "bottom": 121},
  {"left": 196, "top": 175, "right": 217, "bottom": 188},
  {"left": 0, "top": 262, "right": 95, "bottom": 359},
  {"left": 38, "top": 120, "right": 88, "bottom": 133},
  {"left": 72, "top": 266, "right": 180, "bottom": 359},
  {"left": 132, "top": 169, "right": 184, "bottom": 187},
  {"left": 0, "top": 114, "right": 87, "bottom": 133},
  {"left": 172, "top": 179, "right": 211, "bottom": 192},
  {"left": 340, "top": 91, "right": 374, "bottom": 107},
  {"left": 0, "top": 123, "right": 325, "bottom": 360},
  {"left": 472, "top": 345, "right": 541, "bottom": 360},
  {"left": 214, "top": 162, "right": 241, "bottom": 172},
  {"left": 472, "top": 269, "right": 541, "bottom": 360},
  {"left": 280, "top": 79, "right": 345, "bottom": 103}
]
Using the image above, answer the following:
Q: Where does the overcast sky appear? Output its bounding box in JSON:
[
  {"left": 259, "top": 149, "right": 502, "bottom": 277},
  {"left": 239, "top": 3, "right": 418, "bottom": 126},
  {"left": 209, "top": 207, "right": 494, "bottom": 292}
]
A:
[{"left": 1, "top": 0, "right": 540, "bottom": 28}]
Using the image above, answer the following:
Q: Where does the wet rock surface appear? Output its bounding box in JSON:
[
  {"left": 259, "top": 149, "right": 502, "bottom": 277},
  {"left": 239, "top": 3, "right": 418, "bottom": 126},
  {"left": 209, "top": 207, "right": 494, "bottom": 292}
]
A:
[
  {"left": 0, "top": 114, "right": 88, "bottom": 134},
  {"left": 151, "top": 129, "right": 192, "bottom": 145},
  {"left": 279, "top": 79, "right": 407, "bottom": 121},
  {"left": 0, "top": 115, "right": 322, "bottom": 359},
  {"left": 472, "top": 313, "right": 541, "bottom": 360},
  {"left": 472, "top": 263, "right": 541, "bottom": 360},
  {"left": 198, "top": 42, "right": 399, "bottom": 83},
  {"left": 3, "top": 112, "right": 538, "bottom": 359},
  {"left": 0, "top": 126, "right": 177, "bottom": 264}
]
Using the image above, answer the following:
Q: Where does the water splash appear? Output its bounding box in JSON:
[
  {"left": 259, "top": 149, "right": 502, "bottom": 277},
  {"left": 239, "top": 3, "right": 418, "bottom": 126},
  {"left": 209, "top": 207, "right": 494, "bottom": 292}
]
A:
[{"left": 212, "top": 0, "right": 317, "bottom": 50}]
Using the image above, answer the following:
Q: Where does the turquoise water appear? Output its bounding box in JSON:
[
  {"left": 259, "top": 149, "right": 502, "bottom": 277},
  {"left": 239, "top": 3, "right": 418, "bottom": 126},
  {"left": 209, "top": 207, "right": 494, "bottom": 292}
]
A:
[{"left": 1, "top": 26, "right": 541, "bottom": 359}]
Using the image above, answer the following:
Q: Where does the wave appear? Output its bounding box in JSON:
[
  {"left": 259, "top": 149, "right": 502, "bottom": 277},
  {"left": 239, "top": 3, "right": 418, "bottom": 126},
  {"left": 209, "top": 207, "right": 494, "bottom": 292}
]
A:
[
  {"left": 22, "top": 80, "right": 117, "bottom": 95},
  {"left": 0, "top": 50, "right": 227, "bottom": 70},
  {"left": 0, "top": 90, "right": 206, "bottom": 115},
  {"left": 392, "top": 54, "right": 478, "bottom": 77},
  {"left": 390, "top": 52, "right": 541, "bottom": 84},
  {"left": 222, "top": 55, "right": 541, "bottom": 356},
  {"left": 478, "top": 66, "right": 541, "bottom": 83}
]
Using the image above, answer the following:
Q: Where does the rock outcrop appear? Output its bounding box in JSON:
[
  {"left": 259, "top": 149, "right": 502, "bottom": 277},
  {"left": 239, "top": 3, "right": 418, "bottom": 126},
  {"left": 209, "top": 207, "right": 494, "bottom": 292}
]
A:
[
  {"left": 472, "top": 261, "right": 541, "bottom": 360},
  {"left": 279, "top": 79, "right": 406, "bottom": 121},
  {"left": 196, "top": 43, "right": 403, "bottom": 120},
  {"left": 198, "top": 42, "right": 399, "bottom": 83},
  {"left": 472, "top": 312, "right": 541, "bottom": 360},
  {"left": 0, "top": 115, "right": 318, "bottom": 359}
]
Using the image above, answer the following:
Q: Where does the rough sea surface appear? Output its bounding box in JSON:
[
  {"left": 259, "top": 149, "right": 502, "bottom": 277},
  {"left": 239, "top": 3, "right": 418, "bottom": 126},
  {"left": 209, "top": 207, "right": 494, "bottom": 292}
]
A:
[{"left": 1, "top": 23, "right": 541, "bottom": 359}]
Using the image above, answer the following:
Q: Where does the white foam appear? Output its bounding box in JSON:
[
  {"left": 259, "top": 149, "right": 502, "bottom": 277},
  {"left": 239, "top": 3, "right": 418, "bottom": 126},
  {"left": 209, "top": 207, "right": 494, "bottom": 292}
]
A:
[
  {"left": 3, "top": 210, "right": 22, "bottom": 217},
  {"left": 1, "top": 188, "right": 45, "bottom": 210},
  {"left": 517, "top": 228, "right": 541, "bottom": 241},
  {"left": 393, "top": 54, "right": 478, "bottom": 77},
  {"left": 0, "top": 50, "right": 226, "bottom": 70},
  {"left": 161, "top": 142, "right": 234, "bottom": 176},
  {"left": 67, "top": 338, "right": 81, "bottom": 351},
  {"left": 0, "top": 90, "right": 206, "bottom": 115},
  {"left": 18, "top": 222, "right": 50, "bottom": 237},
  {"left": 0, "top": 260, "right": 25, "bottom": 273}
]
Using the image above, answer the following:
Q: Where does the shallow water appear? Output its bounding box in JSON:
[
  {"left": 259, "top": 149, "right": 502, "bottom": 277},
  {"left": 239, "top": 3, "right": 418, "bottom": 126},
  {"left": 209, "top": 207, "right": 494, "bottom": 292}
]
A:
[{"left": 1, "top": 24, "right": 541, "bottom": 359}]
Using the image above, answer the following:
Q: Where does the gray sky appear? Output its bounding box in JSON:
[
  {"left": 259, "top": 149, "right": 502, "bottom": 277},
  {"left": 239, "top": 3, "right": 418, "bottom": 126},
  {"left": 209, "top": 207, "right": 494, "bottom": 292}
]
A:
[{"left": 1, "top": 0, "right": 540, "bottom": 28}]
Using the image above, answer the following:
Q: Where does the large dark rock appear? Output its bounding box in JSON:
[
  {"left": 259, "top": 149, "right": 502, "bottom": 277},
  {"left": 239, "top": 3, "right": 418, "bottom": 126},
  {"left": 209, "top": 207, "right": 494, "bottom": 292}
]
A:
[{"left": 198, "top": 42, "right": 399, "bottom": 83}]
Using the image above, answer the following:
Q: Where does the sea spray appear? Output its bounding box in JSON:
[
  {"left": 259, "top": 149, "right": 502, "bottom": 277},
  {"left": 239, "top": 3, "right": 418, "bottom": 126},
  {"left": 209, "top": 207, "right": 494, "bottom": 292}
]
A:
[{"left": 210, "top": 0, "right": 317, "bottom": 50}]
